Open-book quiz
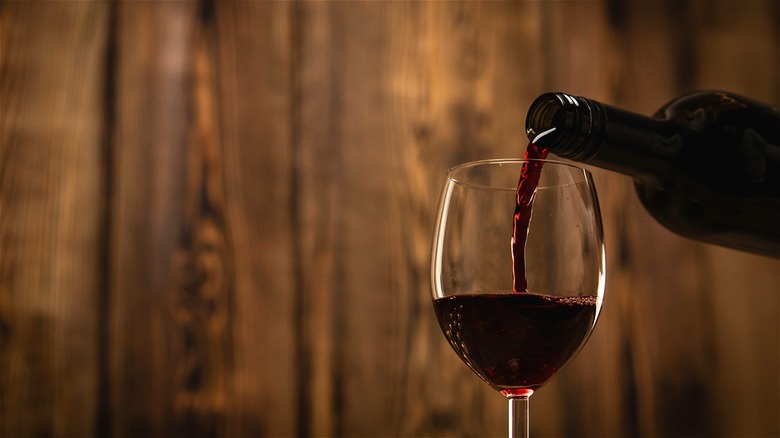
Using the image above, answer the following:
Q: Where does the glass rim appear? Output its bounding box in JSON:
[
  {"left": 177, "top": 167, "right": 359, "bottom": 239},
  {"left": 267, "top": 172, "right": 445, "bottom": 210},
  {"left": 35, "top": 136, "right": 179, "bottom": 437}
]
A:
[{"left": 446, "top": 158, "right": 593, "bottom": 191}]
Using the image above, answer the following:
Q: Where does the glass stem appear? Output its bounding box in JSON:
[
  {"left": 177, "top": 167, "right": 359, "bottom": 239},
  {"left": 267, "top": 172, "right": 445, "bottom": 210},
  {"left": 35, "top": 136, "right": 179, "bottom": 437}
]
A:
[{"left": 508, "top": 396, "right": 529, "bottom": 438}]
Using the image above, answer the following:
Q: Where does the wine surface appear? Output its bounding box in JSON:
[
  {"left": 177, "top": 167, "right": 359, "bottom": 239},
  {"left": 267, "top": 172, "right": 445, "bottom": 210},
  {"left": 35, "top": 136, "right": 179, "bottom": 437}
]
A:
[{"left": 433, "top": 293, "right": 597, "bottom": 396}]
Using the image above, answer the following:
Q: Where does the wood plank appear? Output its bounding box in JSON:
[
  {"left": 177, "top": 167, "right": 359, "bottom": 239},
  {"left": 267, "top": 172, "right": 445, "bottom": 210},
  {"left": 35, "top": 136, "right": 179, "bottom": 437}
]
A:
[
  {"left": 290, "top": 2, "right": 340, "bottom": 435},
  {"left": 108, "top": 2, "right": 204, "bottom": 436},
  {"left": 212, "top": 2, "right": 298, "bottom": 436},
  {"left": 0, "top": 2, "right": 109, "bottom": 436}
]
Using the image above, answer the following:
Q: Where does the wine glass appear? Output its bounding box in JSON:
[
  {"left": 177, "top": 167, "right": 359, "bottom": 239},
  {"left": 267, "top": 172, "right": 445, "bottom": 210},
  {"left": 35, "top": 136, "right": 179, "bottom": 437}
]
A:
[{"left": 431, "top": 158, "right": 606, "bottom": 437}]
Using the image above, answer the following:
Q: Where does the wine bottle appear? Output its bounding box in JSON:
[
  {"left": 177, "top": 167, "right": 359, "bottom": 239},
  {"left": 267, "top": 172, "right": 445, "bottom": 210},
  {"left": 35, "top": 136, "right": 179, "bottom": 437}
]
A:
[{"left": 525, "top": 91, "right": 780, "bottom": 258}]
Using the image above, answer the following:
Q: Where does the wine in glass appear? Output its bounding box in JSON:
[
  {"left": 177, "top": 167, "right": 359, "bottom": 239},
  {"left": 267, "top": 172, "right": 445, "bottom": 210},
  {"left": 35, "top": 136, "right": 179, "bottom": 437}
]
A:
[{"left": 431, "top": 158, "right": 606, "bottom": 437}]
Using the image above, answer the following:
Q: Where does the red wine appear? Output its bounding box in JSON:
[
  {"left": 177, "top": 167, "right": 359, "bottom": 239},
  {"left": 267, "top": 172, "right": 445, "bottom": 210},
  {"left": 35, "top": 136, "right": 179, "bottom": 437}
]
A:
[
  {"left": 511, "top": 139, "right": 550, "bottom": 293},
  {"left": 433, "top": 292, "right": 597, "bottom": 397}
]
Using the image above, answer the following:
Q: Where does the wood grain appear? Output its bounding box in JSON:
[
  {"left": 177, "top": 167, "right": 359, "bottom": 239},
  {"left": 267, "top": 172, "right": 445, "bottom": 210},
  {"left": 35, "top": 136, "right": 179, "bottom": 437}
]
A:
[
  {"left": 0, "top": 2, "right": 108, "bottom": 436},
  {"left": 213, "top": 2, "right": 298, "bottom": 436},
  {"left": 108, "top": 2, "right": 200, "bottom": 436},
  {"left": 1, "top": 1, "right": 778, "bottom": 437}
]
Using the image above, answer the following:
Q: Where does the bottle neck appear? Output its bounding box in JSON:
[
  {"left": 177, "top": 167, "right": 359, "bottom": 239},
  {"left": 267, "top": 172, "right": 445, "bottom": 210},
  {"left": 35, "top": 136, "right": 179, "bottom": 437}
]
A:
[{"left": 526, "top": 93, "right": 664, "bottom": 179}]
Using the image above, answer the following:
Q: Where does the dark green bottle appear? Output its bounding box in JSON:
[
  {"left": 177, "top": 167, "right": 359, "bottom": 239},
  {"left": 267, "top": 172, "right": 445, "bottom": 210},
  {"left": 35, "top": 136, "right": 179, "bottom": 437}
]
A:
[{"left": 526, "top": 91, "right": 780, "bottom": 258}]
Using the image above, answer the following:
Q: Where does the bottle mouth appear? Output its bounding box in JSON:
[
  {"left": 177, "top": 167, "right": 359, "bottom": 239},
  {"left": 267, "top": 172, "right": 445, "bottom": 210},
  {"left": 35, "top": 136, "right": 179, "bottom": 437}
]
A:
[
  {"left": 525, "top": 94, "right": 571, "bottom": 140},
  {"left": 525, "top": 93, "right": 604, "bottom": 160}
]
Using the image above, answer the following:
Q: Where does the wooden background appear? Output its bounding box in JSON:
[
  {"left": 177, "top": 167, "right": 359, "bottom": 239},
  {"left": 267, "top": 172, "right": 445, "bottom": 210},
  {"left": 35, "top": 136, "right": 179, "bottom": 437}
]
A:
[{"left": 1, "top": 1, "right": 778, "bottom": 437}]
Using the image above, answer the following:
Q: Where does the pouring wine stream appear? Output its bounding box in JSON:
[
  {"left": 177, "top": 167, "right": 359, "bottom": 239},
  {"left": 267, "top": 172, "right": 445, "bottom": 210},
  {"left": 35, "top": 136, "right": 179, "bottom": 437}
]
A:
[{"left": 512, "top": 127, "right": 556, "bottom": 293}]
